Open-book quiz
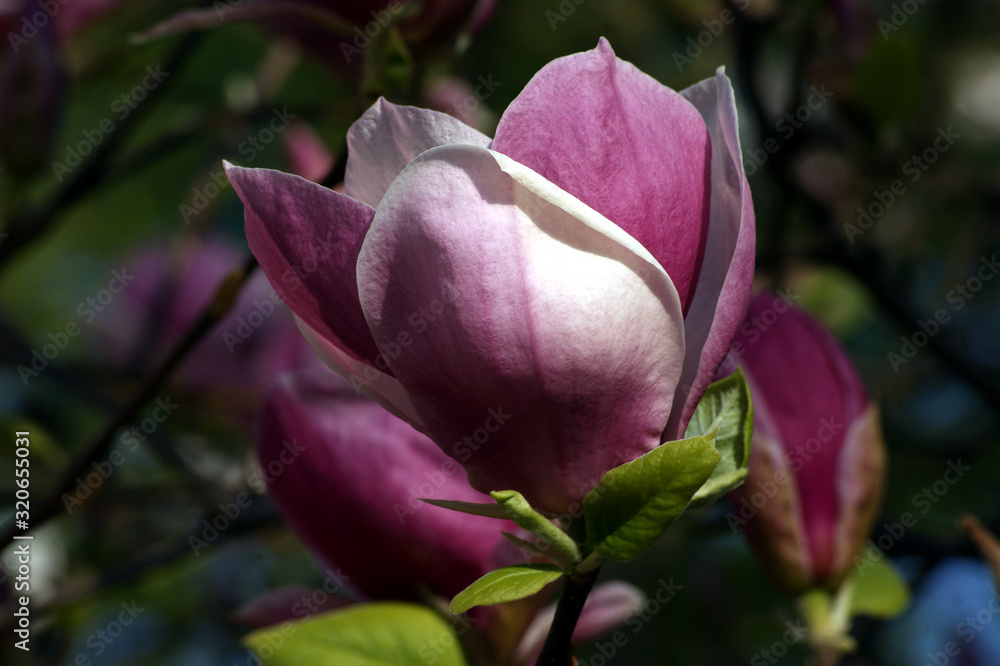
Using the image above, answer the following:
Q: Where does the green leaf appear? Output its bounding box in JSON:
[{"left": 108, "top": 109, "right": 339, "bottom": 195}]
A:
[
  {"left": 244, "top": 602, "right": 468, "bottom": 666},
  {"left": 491, "top": 490, "right": 582, "bottom": 564},
  {"left": 419, "top": 498, "right": 510, "bottom": 520},
  {"left": 450, "top": 564, "right": 564, "bottom": 614},
  {"left": 583, "top": 433, "right": 721, "bottom": 561},
  {"left": 849, "top": 557, "right": 910, "bottom": 619},
  {"left": 686, "top": 369, "right": 754, "bottom": 506}
]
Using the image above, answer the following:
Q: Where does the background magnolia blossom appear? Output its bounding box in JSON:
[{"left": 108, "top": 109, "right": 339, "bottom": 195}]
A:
[{"left": 725, "top": 291, "right": 886, "bottom": 593}]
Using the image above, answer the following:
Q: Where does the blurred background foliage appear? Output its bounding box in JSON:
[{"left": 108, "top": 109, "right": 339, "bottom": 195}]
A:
[{"left": 1, "top": 0, "right": 999, "bottom": 664}]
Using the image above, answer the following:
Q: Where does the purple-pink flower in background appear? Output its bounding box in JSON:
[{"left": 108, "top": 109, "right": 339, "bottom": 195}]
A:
[
  {"left": 253, "top": 368, "right": 646, "bottom": 659},
  {"left": 257, "top": 367, "right": 513, "bottom": 601},
  {"left": 96, "top": 238, "right": 315, "bottom": 401},
  {"left": 227, "top": 39, "right": 755, "bottom": 513},
  {"left": 727, "top": 291, "right": 886, "bottom": 593}
]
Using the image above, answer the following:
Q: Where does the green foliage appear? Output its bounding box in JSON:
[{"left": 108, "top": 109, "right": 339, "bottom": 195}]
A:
[
  {"left": 491, "top": 489, "right": 582, "bottom": 564},
  {"left": 854, "top": 38, "right": 924, "bottom": 125},
  {"left": 583, "top": 433, "right": 721, "bottom": 561},
  {"left": 450, "top": 564, "right": 564, "bottom": 614},
  {"left": 849, "top": 557, "right": 910, "bottom": 619},
  {"left": 686, "top": 369, "right": 754, "bottom": 506},
  {"left": 245, "top": 603, "right": 469, "bottom": 666}
]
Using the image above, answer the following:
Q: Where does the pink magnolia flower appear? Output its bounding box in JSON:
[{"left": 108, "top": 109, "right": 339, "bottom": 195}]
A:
[
  {"left": 727, "top": 291, "right": 886, "bottom": 593},
  {"left": 254, "top": 368, "right": 646, "bottom": 659},
  {"left": 227, "top": 39, "right": 755, "bottom": 513}
]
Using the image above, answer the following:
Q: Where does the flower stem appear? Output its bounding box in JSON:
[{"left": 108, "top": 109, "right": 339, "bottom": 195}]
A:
[{"left": 535, "top": 566, "right": 601, "bottom": 666}]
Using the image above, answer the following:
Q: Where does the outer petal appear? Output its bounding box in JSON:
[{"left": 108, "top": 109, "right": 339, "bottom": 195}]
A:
[
  {"left": 492, "top": 38, "right": 712, "bottom": 314},
  {"left": 257, "top": 369, "right": 509, "bottom": 600},
  {"left": 515, "top": 582, "right": 646, "bottom": 664},
  {"left": 344, "top": 98, "right": 491, "bottom": 207},
  {"left": 831, "top": 406, "right": 886, "bottom": 586},
  {"left": 356, "top": 144, "right": 686, "bottom": 513},
  {"left": 728, "top": 388, "right": 812, "bottom": 594},
  {"left": 665, "top": 68, "right": 756, "bottom": 440},
  {"left": 293, "top": 314, "right": 427, "bottom": 432},
  {"left": 225, "top": 163, "right": 383, "bottom": 371}
]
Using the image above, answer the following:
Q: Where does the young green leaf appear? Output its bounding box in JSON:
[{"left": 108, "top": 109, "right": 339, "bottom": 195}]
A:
[
  {"left": 686, "top": 369, "right": 754, "bottom": 506},
  {"left": 450, "top": 564, "right": 564, "bottom": 614},
  {"left": 244, "top": 602, "right": 468, "bottom": 666},
  {"left": 491, "top": 490, "right": 582, "bottom": 564},
  {"left": 584, "top": 433, "right": 721, "bottom": 561},
  {"left": 419, "top": 498, "right": 510, "bottom": 520}
]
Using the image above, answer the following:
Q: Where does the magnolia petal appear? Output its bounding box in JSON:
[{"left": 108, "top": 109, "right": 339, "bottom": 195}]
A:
[
  {"left": 731, "top": 427, "right": 812, "bottom": 594},
  {"left": 225, "top": 162, "right": 383, "bottom": 370},
  {"left": 344, "top": 97, "right": 491, "bottom": 207},
  {"left": 293, "top": 314, "right": 427, "bottom": 432},
  {"left": 514, "top": 581, "right": 646, "bottom": 663},
  {"left": 666, "top": 67, "right": 756, "bottom": 440},
  {"left": 492, "top": 38, "right": 712, "bottom": 314},
  {"left": 356, "top": 144, "right": 685, "bottom": 513},
  {"left": 257, "top": 369, "right": 508, "bottom": 600},
  {"left": 832, "top": 406, "right": 887, "bottom": 586}
]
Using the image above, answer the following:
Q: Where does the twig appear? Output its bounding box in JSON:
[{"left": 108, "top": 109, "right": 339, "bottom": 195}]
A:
[
  {"left": 959, "top": 514, "right": 1000, "bottom": 590},
  {"left": 535, "top": 567, "right": 601, "bottom": 666}
]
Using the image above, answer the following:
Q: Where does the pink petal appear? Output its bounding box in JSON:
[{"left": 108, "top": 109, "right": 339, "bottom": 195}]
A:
[
  {"left": 293, "top": 314, "right": 427, "bottom": 432},
  {"left": 665, "top": 68, "right": 756, "bottom": 440},
  {"left": 344, "top": 97, "right": 491, "bottom": 207},
  {"left": 492, "top": 38, "right": 712, "bottom": 315},
  {"left": 832, "top": 407, "right": 886, "bottom": 584},
  {"left": 356, "top": 144, "right": 686, "bottom": 513},
  {"left": 257, "top": 368, "right": 509, "bottom": 600},
  {"left": 729, "top": 425, "right": 813, "bottom": 593},
  {"left": 515, "top": 581, "right": 646, "bottom": 663},
  {"left": 225, "top": 162, "right": 383, "bottom": 372}
]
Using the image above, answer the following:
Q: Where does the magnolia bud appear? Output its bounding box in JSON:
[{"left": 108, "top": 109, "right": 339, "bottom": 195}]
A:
[{"left": 729, "top": 291, "right": 886, "bottom": 593}]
